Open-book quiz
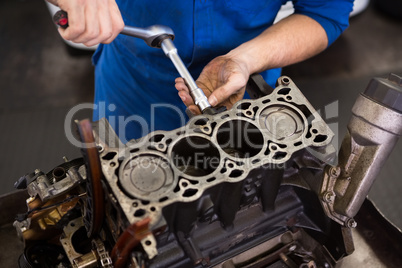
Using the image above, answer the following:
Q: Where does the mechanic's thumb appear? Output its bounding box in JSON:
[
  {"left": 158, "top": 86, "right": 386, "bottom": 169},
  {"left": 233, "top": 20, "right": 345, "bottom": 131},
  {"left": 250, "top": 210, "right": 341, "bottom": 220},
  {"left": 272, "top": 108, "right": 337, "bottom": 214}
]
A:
[{"left": 208, "top": 83, "right": 235, "bottom": 107}]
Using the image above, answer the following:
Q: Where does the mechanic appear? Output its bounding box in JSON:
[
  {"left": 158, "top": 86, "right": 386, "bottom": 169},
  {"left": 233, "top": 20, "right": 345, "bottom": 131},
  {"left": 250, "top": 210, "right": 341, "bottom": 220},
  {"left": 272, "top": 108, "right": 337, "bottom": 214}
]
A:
[{"left": 47, "top": 0, "right": 354, "bottom": 142}]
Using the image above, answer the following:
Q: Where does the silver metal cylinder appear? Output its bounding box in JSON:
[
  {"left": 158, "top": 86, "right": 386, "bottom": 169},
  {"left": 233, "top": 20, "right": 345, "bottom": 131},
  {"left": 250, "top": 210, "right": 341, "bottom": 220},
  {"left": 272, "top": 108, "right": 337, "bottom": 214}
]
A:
[
  {"left": 333, "top": 74, "right": 402, "bottom": 218},
  {"left": 161, "top": 39, "right": 211, "bottom": 111},
  {"left": 121, "top": 25, "right": 174, "bottom": 48}
]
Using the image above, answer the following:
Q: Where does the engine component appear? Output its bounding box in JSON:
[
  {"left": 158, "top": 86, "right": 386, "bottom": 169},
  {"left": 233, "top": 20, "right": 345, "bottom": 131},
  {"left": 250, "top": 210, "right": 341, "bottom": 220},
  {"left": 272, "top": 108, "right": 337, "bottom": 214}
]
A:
[
  {"left": 320, "top": 73, "right": 402, "bottom": 225},
  {"left": 14, "top": 158, "right": 86, "bottom": 242},
  {"left": 60, "top": 217, "right": 113, "bottom": 268},
  {"left": 77, "top": 119, "right": 105, "bottom": 238},
  {"left": 13, "top": 74, "right": 401, "bottom": 268},
  {"left": 89, "top": 75, "right": 335, "bottom": 268}
]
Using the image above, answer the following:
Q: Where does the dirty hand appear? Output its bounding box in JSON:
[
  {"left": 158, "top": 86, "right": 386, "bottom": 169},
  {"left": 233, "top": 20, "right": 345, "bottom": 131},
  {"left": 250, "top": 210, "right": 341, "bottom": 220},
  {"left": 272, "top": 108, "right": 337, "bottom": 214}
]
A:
[
  {"left": 47, "top": 0, "right": 124, "bottom": 47},
  {"left": 175, "top": 55, "right": 250, "bottom": 115}
]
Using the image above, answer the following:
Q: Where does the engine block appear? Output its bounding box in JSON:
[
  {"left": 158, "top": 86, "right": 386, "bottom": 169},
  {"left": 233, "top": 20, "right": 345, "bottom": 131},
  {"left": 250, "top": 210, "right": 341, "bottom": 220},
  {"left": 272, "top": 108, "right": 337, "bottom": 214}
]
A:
[
  {"left": 15, "top": 75, "right": 353, "bottom": 268},
  {"left": 100, "top": 75, "right": 332, "bottom": 224},
  {"left": 91, "top": 75, "right": 336, "bottom": 267}
]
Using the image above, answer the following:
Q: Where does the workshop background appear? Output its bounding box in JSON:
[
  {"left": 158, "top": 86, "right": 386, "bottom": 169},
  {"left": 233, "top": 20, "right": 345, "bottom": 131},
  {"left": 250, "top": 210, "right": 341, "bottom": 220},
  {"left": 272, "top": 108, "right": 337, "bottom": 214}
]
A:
[{"left": 0, "top": 0, "right": 401, "bottom": 233}]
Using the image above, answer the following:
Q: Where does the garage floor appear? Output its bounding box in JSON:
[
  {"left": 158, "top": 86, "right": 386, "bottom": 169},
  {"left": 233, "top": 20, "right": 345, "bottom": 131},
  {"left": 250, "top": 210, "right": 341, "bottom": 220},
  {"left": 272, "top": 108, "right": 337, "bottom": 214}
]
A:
[{"left": 0, "top": 0, "right": 401, "bottom": 235}]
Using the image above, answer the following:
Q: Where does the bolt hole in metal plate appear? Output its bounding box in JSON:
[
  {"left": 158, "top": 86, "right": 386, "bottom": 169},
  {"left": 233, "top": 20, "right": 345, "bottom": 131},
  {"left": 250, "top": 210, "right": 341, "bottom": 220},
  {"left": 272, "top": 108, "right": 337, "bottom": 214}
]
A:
[
  {"left": 194, "top": 118, "right": 209, "bottom": 126},
  {"left": 134, "top": 209, "right": 146, "bottom": 217},
  {"left": 237, "top": 102, "right": 252, "bottom": 110},
  {"left": 102, "top": 151, "right": 117, "bottom": 160},
  {"left": 278, "top": 87, "right": 291, "bottom": 95},
  {"left": 149, "top": 134, "right": 164, "bottom": 143}
]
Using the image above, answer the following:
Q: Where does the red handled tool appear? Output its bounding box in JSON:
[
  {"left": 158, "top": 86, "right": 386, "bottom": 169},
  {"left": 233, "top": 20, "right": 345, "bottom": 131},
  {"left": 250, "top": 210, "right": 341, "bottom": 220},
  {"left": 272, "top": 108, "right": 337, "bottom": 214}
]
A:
[{"left": 53, "top": 10, "right": 69, "bottom": 29}]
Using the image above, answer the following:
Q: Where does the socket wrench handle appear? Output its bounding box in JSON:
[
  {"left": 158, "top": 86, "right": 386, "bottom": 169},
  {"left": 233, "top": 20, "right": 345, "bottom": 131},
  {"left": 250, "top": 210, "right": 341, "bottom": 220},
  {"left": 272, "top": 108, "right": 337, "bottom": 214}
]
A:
[
  {"left": 161, "top": 39, "right": 211, "bottom": 111},
  {"left": 121, "top": 25, "right": 174, "bottom": 48},
  {"left": 53, "top": 10, "right": 211, "bottom": 111},
  {"left": 53, "top": 10, "right": 174, "bottom": 48}
]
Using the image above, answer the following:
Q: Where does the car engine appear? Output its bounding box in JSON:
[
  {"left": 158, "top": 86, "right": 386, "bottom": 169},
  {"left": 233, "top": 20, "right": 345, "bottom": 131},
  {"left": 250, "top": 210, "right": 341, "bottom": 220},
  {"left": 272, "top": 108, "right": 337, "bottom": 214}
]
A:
[{"left": 13, "top": 74, "right": 402, "bottom": 268}]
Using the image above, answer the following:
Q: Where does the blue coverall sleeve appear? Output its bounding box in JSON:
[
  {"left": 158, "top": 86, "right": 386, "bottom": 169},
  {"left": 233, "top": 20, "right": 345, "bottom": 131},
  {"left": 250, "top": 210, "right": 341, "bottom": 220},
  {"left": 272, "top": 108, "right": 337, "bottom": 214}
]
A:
[{"left": 292, "top": 0, "right": 354, "bottom": 46}]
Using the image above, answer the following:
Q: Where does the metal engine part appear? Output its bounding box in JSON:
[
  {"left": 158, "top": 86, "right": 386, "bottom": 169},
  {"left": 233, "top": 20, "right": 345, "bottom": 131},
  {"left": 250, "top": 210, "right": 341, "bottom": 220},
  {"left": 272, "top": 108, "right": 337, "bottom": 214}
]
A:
[
  {"left": 85, "top": 75, "right": 340, "bottom": 268},
  {"left": 13, "top": 74, "right": 402, "bottom": 268},
  {"left": 13, "top": 158, "right": 86, "bottom": 242},
  {"left": 319, "top": 73, "right": 402, "bottom": 225}
]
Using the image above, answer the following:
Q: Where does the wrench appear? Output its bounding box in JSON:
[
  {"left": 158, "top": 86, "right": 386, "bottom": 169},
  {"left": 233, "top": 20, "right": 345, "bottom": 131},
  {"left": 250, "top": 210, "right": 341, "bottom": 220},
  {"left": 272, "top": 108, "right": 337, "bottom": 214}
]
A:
[{"left": 53, "top": 10, "right": 211, "bottom": 112}]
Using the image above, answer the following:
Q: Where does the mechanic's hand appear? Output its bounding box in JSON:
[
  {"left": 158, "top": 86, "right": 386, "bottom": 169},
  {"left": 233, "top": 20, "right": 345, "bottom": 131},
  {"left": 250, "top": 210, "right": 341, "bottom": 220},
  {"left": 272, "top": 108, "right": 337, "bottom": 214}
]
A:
[
  {"left": 48, "top": 0, "right": 124, "bottom": 47},
  {"left": 175, "top": 55, "right": 250, "bottom": 115}
]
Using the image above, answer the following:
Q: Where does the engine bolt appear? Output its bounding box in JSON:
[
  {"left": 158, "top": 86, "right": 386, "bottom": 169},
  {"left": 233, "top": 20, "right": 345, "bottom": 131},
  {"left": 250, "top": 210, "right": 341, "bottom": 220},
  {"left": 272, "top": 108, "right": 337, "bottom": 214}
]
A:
[
  {"left": 323, "top": 191, "right": 335, "bottom": 203},
  {"left": 329, "top": 166, "right": 341, "bottom": 177},
  {"left": 346, "top": 218, "right": 357, "bottom": 228}
]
